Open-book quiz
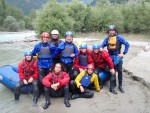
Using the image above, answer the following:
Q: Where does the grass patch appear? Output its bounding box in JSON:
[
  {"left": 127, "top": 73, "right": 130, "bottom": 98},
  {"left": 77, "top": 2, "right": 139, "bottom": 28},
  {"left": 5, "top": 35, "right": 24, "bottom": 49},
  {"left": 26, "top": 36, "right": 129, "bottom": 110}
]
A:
[{"left": 75, "top": 32, "right": 150, "bottom": 41}]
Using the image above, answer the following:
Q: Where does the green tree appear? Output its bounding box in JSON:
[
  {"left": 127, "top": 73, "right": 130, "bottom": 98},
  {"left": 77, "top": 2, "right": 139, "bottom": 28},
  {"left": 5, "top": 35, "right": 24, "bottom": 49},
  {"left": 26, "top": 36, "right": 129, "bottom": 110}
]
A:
[
  {"left": 3, "top": 15, "right": 25, "bottom": 31},
  {"left": 3, "top": 16, "right": 20, "bottom": 31},
  {"left": 34, "top": 0, "right": 74, "bottom": 36},
  {"left": 0, "top": 0, "right": 6, "bottom": 25},
  {"left": 3, "top": 16, "right": 16, "bottom": 28},
  {"left": 18, "top": 20, "right": 25, "bottom": 30},
  {"left": 29, "top": 10, "right": 36, "bottom": 20},
  {"left": 66, "top": 1, "right": 86, "bottom": 32},
  {"left": 9, "top": 22, "right": 20, "bottom": 32},
  {"left": 23, "top": 16, "right": 33, "bottom": 30},
  {"left": 6, "top": 6, "right": 24, "bottom": 20}
]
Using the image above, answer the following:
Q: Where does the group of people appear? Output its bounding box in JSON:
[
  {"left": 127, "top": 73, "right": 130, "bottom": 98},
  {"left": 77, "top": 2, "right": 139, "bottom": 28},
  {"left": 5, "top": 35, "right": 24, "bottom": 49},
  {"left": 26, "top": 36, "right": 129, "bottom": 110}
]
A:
[{"left": 13, "top": 25, "right": 130, "bottom": 109}]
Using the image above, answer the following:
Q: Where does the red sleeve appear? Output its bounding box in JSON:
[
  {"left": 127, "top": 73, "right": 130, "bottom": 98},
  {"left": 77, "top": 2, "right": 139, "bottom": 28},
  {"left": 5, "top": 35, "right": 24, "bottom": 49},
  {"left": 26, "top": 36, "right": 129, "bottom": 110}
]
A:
[
  {"left": 18, "top": 60, "right": 25, "bottom": 80},
  {"left": 74, "top": 50, "right": 93, "bottom": 70},
  {"left": 74, "top": 56, "right": 87, "bottom": 69},
  {"left": 102, "top": 50, "right": 114, "bottom": 69},
  {"left": 58, "top": 72, "right": 70, "bottom": 88},
  {"left": 32, "top": 60, "right": 38, "bottom": 80},
  {"left": 42, "top": 73, "right": 53, "bottom": 88}
]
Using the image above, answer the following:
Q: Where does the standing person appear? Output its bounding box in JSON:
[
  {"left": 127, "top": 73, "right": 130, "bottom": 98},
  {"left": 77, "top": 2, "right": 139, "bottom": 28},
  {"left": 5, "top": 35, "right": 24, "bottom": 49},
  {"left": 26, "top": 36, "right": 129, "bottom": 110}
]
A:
[
  {"left": 42, "top": 63, "right": 71, "bottom": 109},
  {"left": 92, "top": 43, "right": 117, "bottom": 94},
  {"left": 49, "top": 29, "right": 63, "bottom": 64},
  {"left": 32, "top": 32, "right": 56, "bottom": 94},
  {"left": 74, "top": 42, "right": 93, "bottom": 79},
  {"left": 70, "top": 64, "right": 103, "bottom": 100},
  {"left": 55, "top": 31, "right": 78, "bottom": 80},
  {"left": 101, "top": 25, "right": 130, "bottom": 93},
  {"left": 14, "top": 50, "right": 39, "bottom": 105}
]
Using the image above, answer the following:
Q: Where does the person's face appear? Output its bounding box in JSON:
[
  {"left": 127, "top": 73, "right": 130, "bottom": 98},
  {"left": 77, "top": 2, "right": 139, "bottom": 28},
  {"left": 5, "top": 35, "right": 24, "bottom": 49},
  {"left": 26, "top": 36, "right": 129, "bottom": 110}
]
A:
[
  {"left": 93, "top": 49, "right": 99, "bottom": 53},
  {"left": 87, "top": 68, "right": 93, "bottom": 75},
  {"left": 80, "top": 48, "right": 87, "bottom": 53},
  {"left": 54, "top": 64, "right": 62, "bottom": 73},
  {"left": 65, "top": 35, "right": 73, "bottom": 43},
  {"left": 109, "top": 30, "right": 116, "bottom": 36},
  {"left": 42, "top": 37, "right": 49, "bottom": 43},
  {"left": 52, "top": 34, "right": 59, "bottom": 39},
  {"left": 25, "top": 55, "right": 32, "bottom": 61}
]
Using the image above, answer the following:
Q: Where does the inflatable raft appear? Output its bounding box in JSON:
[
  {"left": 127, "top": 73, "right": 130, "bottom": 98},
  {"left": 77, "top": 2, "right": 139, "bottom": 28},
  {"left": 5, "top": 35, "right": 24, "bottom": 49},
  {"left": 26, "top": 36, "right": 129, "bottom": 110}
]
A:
[{"left": 0, "top": 65, "right": 33, "bottom": 94}]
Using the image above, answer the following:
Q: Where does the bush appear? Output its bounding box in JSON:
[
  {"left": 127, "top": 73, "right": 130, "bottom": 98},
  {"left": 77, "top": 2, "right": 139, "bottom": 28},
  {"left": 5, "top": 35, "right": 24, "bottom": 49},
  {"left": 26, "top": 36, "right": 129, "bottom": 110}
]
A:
[
  {"left": 3, "top": 16, "right": 25, "bottom": 32},
  {"left": 9, "top": 22, "right": 20, "bottom": 32},
  {"left": 3, "top": 16, "right": 16, "bottom": 28}
]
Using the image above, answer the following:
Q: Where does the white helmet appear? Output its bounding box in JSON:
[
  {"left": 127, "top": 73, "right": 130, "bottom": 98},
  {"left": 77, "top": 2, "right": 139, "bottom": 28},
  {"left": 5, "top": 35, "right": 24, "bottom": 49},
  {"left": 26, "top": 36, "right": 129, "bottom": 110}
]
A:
[{"left": 51, "top": 29, "right": 59, "bottom": 35}]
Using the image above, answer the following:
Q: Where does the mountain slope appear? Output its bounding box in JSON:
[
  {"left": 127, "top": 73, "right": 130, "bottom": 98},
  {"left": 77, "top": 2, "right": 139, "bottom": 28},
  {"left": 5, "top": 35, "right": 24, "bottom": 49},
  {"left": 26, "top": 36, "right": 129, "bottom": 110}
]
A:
[{"left": 5, "top": 0, "right": 48, "bottom": 15}]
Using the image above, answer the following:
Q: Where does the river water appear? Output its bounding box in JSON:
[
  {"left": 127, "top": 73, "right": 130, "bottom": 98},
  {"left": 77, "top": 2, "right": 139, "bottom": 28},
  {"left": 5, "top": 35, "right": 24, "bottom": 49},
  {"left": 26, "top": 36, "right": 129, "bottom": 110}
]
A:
[
  {"left": 0, "top": 31, "right": 36, "bottom": 66},
  {"left": 0, "top": 31, "right": 150, "bottom": 113}
]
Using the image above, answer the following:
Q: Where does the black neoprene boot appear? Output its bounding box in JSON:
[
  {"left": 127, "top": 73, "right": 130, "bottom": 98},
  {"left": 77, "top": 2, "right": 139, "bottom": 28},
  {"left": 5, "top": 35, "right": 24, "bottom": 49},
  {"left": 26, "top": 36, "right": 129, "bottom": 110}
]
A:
[
  {"left": 64, "top": 99, "right": 71, "bottom": 107},
  {"left": 43, "top": 101, "right": 51, "bottom": 109},
  {"left": 119, "top": 86, "right": 125, "bottom": 93}
]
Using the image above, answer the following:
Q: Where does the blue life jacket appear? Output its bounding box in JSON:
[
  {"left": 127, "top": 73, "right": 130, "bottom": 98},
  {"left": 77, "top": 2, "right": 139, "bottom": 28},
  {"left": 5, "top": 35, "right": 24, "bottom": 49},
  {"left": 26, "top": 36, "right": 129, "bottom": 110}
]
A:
[
  {"left": 38, "top": 43, "right": 52, "bottom": 59},
  {"left": 61, "top": 43, "right": 74, "bottom": 57},
  {"left": 80, "top": 74, "right": 92, "bottom": 87},
  {"left": 111, "top": 55, "right": 123, "bottom": 65},
  {"left": 79, "top": 54, "right": 88, "bottom": 66}
]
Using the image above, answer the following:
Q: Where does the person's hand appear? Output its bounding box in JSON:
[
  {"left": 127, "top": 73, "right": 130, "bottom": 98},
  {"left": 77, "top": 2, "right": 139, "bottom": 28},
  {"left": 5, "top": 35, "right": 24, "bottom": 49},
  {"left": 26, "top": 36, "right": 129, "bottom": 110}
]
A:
[
  {"left": 51, "top": 83, "right": 60, "bottom": 90},
  {"left": 51, "top": 84, "right": 58, "bottom": 90},
  {"left": 79, "top": 68, "right": 83, "bottom": 72},
  {"left": 28, "top": 77, "right": 33, "bottom": 83},
  {"left": 110, "top": 69, "right": 115, "bottom": 75},
  {"left": 99, "top": 48, "right": 103, "bottom": 51},
  {"left": 70, "top": 53, "right": 75, "bottom": 58},
  {"left": 99, "top": 89, "right": 104, "bottom": 93},
  {"left": 55, "top": 82, "right": 60, "bottom": 87},
  {"left": 23, "top": 79, "right": 28, "bottom": 84},
  {"left": 117, "top": 54, "right": 124, "bottom": 57},
  {"left": 80, "top": 86, "right": 84, "bottom": 93}
]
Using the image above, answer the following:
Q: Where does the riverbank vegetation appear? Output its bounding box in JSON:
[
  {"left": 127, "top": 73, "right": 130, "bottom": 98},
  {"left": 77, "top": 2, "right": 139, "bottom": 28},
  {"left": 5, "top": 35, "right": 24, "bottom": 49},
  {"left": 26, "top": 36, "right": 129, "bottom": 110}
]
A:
[
  {"left": 0, "top": 0, "right": 35, "bottom": 31},
  {"left": 35, "top": 0, "right": 150, "bottom": 36}
]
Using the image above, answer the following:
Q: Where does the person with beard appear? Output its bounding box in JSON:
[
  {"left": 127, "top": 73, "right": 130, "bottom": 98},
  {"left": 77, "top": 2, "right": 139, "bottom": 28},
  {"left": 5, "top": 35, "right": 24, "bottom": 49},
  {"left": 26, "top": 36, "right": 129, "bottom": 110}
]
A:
[
  {"left": 101, "top": 25, "right": 130, "bottom": 93},
  {"left": 49, "top": 29, "right": 63, "bottom": 64}
]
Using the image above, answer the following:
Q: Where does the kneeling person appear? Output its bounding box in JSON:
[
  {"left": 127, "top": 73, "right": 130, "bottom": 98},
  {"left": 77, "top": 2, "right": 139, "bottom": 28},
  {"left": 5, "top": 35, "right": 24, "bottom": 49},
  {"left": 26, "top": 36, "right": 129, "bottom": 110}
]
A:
[
  {"left": 42, "top": 63, "right": 71, "bottom": 109},
  {"left": 70, "top": 64, "right": 103, "bottom": 99},
  {"left": 92, "top": 43, "right": 117, "bottom": 94},
  {"left": 14, "top": 50, "right": 39, "bottom": 105}
]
